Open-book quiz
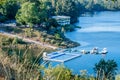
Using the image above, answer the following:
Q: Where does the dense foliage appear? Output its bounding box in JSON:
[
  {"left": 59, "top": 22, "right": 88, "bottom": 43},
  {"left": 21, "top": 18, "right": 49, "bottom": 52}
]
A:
[
  {"left": 94, "top": 59, "right": 117, "bottom": 80},
  {"left": 0, "top": 0, "right": 19, "bottom": 20},
  {"left": 1, "top": 0, "right": 120, "bottom": 23},
  {"left": 78, "top": 0, "right": 120, "bottom": 11},
  {"left": 16, "top": 2, "right": 41, "bottom": 27},
  {"left": 52, "top": 0, "right": 81, "bottom": 23}
]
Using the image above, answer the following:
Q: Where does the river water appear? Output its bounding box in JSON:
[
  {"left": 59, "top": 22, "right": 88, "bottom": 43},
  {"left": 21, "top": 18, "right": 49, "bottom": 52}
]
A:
[{"left": 53, "top": 11, "right": 120, "bottom": 75}]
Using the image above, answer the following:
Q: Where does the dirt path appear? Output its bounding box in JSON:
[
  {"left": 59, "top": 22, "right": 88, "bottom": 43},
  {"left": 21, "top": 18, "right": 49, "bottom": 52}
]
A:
[{"left": 0, "top": 31, "right": 57, "bottom": 49}]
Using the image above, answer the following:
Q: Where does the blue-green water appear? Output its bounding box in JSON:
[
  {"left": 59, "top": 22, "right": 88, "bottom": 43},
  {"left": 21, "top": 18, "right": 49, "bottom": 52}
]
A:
[{"left": 52, "top": 11, "right": 120, "bottom": 75}]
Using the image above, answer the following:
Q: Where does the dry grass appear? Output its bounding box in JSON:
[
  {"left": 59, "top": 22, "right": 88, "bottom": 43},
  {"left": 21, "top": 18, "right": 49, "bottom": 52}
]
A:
[
  {"left": 0, "top": 47, "right": 46, "bottom": 80},
  {"left": 0, "top": 34, "right": 52, "bottom": 80},
  {"left": 0, "top": 33, "right": 55, "bottom": 52}
]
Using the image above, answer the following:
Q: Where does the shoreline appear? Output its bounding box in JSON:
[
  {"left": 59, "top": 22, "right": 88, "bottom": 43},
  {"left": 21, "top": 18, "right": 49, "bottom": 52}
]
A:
[
  {"left": 0, "top": 29, "right": 80, "bottom": 50},
  {"left": 0, "top": 26, "right": 80, "bottom": 49}
]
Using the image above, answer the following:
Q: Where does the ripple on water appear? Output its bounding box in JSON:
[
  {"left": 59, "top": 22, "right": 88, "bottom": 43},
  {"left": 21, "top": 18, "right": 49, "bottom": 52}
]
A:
[{"left": 77, "top": 26, "right": 120, "bottom": 33}]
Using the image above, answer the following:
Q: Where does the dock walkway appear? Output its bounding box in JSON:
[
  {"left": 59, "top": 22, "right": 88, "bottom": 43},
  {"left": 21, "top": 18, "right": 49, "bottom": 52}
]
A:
[{"left": 43, "top": 52, "right": 81, "bottom": 62}]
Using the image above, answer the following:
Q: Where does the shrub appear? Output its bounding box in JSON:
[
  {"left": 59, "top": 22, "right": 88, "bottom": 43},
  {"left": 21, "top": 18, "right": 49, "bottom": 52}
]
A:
[
  {"left": 54, "top": 33, "right": 61, "bottom": 40},
  {"left": 55, "top": 42, "right": 60, "bottom": 46},
  {"left": 13, "top": 37, "right": 26, "bottom": 44},
  {"left": 45, "top": 38, "right": 50, "bottom": 43},
  {"left": 1, "top": 38, "right": 13, "bottom": 45},
  {"left": 41, "top": 37, "right": 45, "bottom": 42},
  {"left": 42, "top": 32, "right": 47, "bottom": 37},
  {"left": 50, "top": 39, "right": 55, "bottom": 44},
  {"left": 24, "top": 28, "right": 34, "bottom": 38},
  {"left": 61, "top": 41, "right": 67, "bottom": 46}
]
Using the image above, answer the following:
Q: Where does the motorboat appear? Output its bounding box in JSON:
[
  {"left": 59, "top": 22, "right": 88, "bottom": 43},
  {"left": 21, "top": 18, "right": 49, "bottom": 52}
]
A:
[
  {"left": 90, "top": 47, "right": 99, "bottom": 54},
  {"left": 101, "top": 48, "right": 108, "bottom": 54}
]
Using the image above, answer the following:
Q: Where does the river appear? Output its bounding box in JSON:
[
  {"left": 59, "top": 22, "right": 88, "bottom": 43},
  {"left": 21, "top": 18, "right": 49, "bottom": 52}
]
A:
[{"left": 52, "top": 11, "right": 120, "bottom": 75}]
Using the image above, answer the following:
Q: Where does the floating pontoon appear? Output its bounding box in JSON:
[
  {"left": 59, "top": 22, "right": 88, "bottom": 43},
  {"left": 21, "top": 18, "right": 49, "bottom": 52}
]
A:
[{"left": 43, "top": 52, "right": 81, "bottom": 62}]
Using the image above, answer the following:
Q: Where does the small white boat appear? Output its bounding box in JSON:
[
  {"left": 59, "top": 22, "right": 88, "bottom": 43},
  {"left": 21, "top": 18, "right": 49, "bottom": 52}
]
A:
[
  {"left": 90, "top": 47, "right": 99, "bottom": 54},
  {"left": 101, "top": 48, "right": 108, "bottom": 54},
  {"left": 81, "top": 50, "right": 90, "bottom": 54}
]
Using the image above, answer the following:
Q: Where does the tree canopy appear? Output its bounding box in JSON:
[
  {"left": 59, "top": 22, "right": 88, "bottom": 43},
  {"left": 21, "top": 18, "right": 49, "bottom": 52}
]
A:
[
  {"left": 16, "top": 2, "right": 41, "bottom": 27},
  {"left": 1, "top": 0, "right": 120, "bottom": 24},
  {"left": 0, "top": 0, "right": 19, "bottom": 19}
]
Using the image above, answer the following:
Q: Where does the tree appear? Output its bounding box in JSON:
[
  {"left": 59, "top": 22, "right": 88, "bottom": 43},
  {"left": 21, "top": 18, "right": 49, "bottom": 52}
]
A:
[
  {"left": 0, "top": 0, "right": 19, "bottom": 19},
  {"left": 94, "top": 59, "right": 117, "bottom": 80},
  {"left": 16, "top": 2, "right": 40, "bottom": 27},
  {"left": 40, "top": 0, "right": 54, "bottom": 17},
  {"left": 55, "top": 0, "right": 80, "bottom": 23}
]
